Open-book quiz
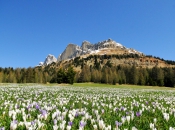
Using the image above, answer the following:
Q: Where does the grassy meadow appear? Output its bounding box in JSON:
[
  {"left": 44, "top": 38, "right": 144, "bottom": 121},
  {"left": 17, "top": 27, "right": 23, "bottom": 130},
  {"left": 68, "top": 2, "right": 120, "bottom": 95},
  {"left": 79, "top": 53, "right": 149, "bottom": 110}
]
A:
[{"left": 0, "top": 83, "right": 175, "bottom": 130}]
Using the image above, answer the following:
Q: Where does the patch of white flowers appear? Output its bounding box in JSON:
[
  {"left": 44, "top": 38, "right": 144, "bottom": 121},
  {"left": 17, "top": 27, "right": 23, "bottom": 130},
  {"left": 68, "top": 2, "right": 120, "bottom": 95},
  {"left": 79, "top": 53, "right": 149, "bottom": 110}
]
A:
[{"left": 0, "top": 84, "right": 175, "bottom": 129}]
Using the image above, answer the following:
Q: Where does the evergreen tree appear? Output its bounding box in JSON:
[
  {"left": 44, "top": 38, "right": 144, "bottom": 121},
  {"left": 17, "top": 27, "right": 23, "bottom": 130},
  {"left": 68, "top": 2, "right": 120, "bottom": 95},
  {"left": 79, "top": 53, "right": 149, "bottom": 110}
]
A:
[
  {"left": 94, "top": 57, "right": 100, "bottom": 70},
  {"left": 142, "top": 68, "right": 149, "bottom": 85},
  {"left": 151, "top": 66, "right": 164, "bottom": 86},
  {"left": 157, "top": 68, "right": 164, "bottom": 86},
  {"left": 15, "top": 68, "right": 21, "bottom": 83},
  {"left": 91, "top": 69, "right": 101, "bottom": 83},
  {"left": 66, "top": 66, "right": 76, "bottom": 84},
  {"left": 34, "top": 69, "right": 39, "bottom": 83},
  {"left": 107, "top": 68, "right": 113, "bottom": 84},
  {"left": 101, "top": 68, "right": 108, "bottom": 83},
  {"left": 26, "top": 67, "right": 34, "bottom": 83},
  {"left": 57, "top": 68, "right": 65, "bottom": 84},
  {"left": 138, "top": 73, "right": 145, "bottom": 85},
  {"left": 38, "top": 71, "right": 43, "bottom": 83},
  {"left": 79, "top": 65, "right": 91, "bottom": 82},
  {"left": 164, "top": 68, "right": 174, "bottom": 87},
  {"left": 43, "top": 72, "right": 49, "bottom": 83},
  {"left": 129, "top": 65, "right": 139, "bottom": 85},
  {"left": 8, "top": 71, "right": 16, "bottom": 83},
  {"left": 0, "top": 72, "right": 3, "bottom": 83},
  {"left": 118, "top": 70, "right": 126, "bottom": 84},
  {"left": 112, "top": 69, "right": 118, "bottom": 85}
]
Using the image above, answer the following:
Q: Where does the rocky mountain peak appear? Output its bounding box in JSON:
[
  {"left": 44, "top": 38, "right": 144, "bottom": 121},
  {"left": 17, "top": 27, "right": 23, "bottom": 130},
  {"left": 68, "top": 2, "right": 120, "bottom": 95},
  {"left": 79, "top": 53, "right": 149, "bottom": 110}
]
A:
[
  {"left": 43, "top": 54, "right": 57, "bottom": 65},
  {"left": 56, "top": 38, "right": 143, "bottom": 62},
  {"left": 38, "top": 38, "right": 144, "bottom": 66},
  {"left": 58, "top": 43, "right": 82, "bottom": 62},
  {"left": 81, "top": 41, "right": 93, "bottom": 53},
  {"left": 37, "top": 54, "right": 57, "bottom": 66}
]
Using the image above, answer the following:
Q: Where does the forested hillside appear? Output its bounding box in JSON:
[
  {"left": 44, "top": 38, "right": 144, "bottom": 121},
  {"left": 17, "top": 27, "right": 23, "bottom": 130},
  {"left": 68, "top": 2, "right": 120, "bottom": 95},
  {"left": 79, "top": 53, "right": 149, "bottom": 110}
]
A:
[{"left": 0, "top": 54, "right": 175, "bottom": 87}]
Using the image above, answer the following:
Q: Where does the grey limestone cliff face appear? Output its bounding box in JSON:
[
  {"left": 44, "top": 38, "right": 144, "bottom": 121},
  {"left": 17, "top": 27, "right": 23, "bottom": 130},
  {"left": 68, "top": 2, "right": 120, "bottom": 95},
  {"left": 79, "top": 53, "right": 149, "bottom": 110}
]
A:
[{"left": 58, "top": 44, "right": 82, "bottom": 61}]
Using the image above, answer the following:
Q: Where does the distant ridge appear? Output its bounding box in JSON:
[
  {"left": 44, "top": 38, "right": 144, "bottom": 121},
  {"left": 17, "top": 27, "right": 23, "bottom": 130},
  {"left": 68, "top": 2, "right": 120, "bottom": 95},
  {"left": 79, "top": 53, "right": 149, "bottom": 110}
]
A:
[
  {"left": 57, "top": 38, "right": 143, "bottom": 62},
  {"left": 38, "top": 38, "right": 143, "bottom": 66},
  {"left": 37, "top": 38, "right": 175, "bottom": 68}
]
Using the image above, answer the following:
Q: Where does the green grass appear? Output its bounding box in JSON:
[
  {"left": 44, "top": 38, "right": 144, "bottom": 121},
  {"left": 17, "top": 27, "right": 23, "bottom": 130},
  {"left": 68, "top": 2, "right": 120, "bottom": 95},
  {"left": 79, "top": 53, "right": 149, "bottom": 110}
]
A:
[
  {"left": 72, "top": 83, "right": 115, "bottom": 87},
  {"left": 1, "top": 82, "right": 174, "bottom": 90},
  {"left": 72, "top": 82, "right": 175, "bottom": 90}
]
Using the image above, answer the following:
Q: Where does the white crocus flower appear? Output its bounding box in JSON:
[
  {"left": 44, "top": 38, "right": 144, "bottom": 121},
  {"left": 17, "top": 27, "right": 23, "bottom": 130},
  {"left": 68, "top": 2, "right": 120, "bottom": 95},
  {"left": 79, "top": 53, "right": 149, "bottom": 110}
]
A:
[
  {"left": 3, "top": 111, "right": 5, "bottom": 116},
  {"left": 62, "top": 111, "right": 67, "bottom": 117},
  {"left": 52, "top": 112, "right": 57, "bottom": 119},
  {"left": 18, "top": 121, "right": 24, "bottom": 126},
  {"left": 37, "top": 120, "right": 44, "bottom": 129},
  {"left": 60, "top": 122, "right": 66, "bottom": 130},
  {"left": 53, "top": 125, "right": 58, "bottom": 130},
  {"left": 99, "top": 120, "right": 105, "bottom": 130},
  {"left": 150, "top": 123, "right": 154, "bottom": 129},
  {"left": 126, "top": 116, "right": 130, "bottom": 123},
  {"left": 107, "top": 125, "right": 111, "bottom": 130},
  {"left": 91, "top": 119, "right": 95, "bottom": 124},
  {"left": 121, "top": 117, "right": 126, "bottom": 124},
  {"left": 154, "top": 118, "right": 157, "bottom": 124},
  {"left": 10, "top": 121, "right": 17, "bottom": 130},
  {"left": 9, "top": 110, "right": 13, "bottom": 117},
  {"left": 66, "top": 125, "right": 71, "bottom": 130},
  {"left": 163, "top": 113, "right": 170, "bottom": 121},
  {"left": 169, "top": 127, "right": 175, "bottom": 130},
  {"left": 132, "top": 126, "right": 138, "bottom": 130},
  {"left": 12, "top": 113, "right": 16, "bottom": 120},
  {"left": 131, "top": 113, "right": 134, "bottom": 120},
  {"left": 85, "top": 113, "right": 89, "bottom": 120},
  {"left": 28, "top": 127, "right": 33, "bottom": 130},
  {"left": 93, "top": 124, "right": 98, "bottom": 130},
  {"left": 25, "top": 122, "right": 31, "bottom": 129}
]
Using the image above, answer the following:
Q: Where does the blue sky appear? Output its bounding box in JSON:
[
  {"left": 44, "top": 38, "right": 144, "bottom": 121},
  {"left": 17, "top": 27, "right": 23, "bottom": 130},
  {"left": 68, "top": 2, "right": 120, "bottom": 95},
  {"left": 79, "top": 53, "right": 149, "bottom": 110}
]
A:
[{"left": 0, "top": 0, "right": 175, "bottom": 68}]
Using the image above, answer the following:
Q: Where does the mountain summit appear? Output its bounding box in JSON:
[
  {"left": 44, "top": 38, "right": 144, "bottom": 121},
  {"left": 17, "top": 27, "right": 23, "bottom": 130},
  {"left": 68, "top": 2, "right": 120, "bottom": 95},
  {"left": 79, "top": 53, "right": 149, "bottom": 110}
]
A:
[
  {"left": 38, "top": 39, "right": 143, "bottom": 66},
  {"left": 37, "top": 38, "right": 175, "bottom": 68},
  {"left": 57, "top": 39, "right": 143, "bottom": 61}
]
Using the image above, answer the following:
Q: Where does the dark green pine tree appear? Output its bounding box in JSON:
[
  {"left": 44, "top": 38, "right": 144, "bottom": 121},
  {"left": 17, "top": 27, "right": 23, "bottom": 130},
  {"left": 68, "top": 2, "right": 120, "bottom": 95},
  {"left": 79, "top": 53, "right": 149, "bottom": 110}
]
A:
[
  {"left": 57, "top": 68, "right": 65, "bottom": 84},
  {"left": 164, "top": 68, "right": 174, "bottom": 87},
  {"left": 66, "top": 67, "right": 76, "bottom": 84},
  {"left": 78, "top": 65, "right": 91, "bottom": 82},
  {"left": 129, "top": 64, "right": 139, "bottom": 85},
  {"left": 157, "top": 68, "right": 164, "bottom": 86}
]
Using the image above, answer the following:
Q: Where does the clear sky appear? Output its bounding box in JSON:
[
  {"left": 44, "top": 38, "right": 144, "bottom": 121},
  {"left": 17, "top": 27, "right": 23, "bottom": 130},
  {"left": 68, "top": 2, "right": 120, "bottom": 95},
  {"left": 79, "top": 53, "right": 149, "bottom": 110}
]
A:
[{"left": 1, "top": 0, "right": 175, "bottom": 68}]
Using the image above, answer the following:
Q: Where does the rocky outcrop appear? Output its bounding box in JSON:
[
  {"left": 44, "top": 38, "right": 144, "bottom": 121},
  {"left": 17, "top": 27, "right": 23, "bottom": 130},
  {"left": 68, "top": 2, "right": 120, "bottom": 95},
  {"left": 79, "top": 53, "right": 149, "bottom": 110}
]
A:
[
  {"left": 81, "top": 41, "right": 93, "bottom": 53},
  {"left": 58, "top": 44, "right": 82, "bottom": 61}
]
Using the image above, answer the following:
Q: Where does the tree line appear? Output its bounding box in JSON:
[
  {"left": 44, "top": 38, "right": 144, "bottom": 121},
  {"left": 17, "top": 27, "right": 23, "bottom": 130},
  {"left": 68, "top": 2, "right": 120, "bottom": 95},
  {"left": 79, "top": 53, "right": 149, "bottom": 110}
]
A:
[
  {"left": 76, "top": 65, "right": 175, "bottom": 87},
  {"left": 0, "top": 66, "right": 75, "bottom": 84},
  {"left": 0, "top": 64, "right": 174, "bottom": 87}
]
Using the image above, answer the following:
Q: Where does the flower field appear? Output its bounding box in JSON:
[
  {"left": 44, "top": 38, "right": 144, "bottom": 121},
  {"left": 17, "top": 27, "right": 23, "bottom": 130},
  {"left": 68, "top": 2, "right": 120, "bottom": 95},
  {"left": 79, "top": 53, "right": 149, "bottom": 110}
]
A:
[{"left": 0, "top": 84, "right": 175, "bottom": 130}]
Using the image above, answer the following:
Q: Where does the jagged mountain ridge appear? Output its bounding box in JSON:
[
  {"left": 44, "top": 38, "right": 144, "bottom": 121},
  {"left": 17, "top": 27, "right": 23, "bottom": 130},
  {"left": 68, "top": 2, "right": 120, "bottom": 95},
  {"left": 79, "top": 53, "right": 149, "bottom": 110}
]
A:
[
  {"left": 37, "top": 38, "right": 175, "bottom": 68},
  {"left": 39, "top": 38, "right": 143, "bottom": 66},
  {"left": 57, "top": 39, "right": 143, "bottom": 62}
]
